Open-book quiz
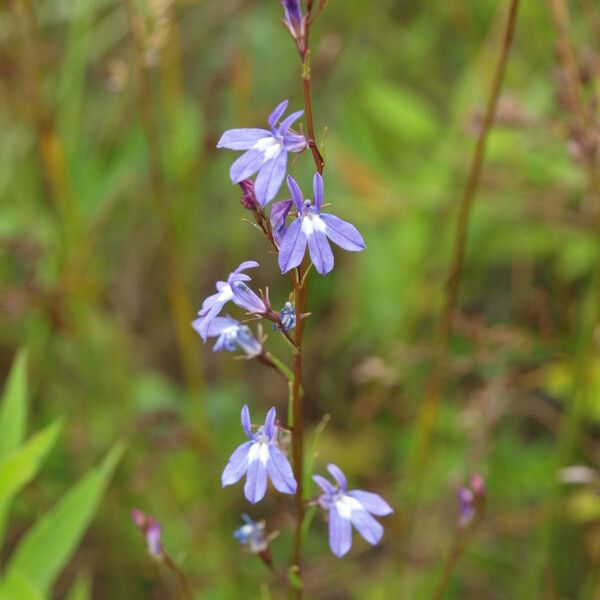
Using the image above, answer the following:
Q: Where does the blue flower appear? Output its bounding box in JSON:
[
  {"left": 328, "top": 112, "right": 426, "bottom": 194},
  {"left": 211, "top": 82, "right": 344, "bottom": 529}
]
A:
[
  {"left": 131, "top": 509, "right": 163, "bottom": 560},
  {"left": 313, "top": 464, "right": 393, "bottom": 558},
  {"left": 278, "top": 174, "right": 366, "bottom": 275},
  {"left": 234, "top": 514, "right": 268, "bottom": 553},
  {"left": 217, "top": 101, "right": 307, "bottom": 206},
  {"left": 222, "top": 405, "right": 297, "bottom": 504},
  {"left": 205, "top": 316, "right": 263, "bottom": 357},
  {"left": 273, "top": 301, "right": 296, "bottom": 333},
  {"left": 458, "top": 473, "right": 485, "bottom": 527},
  {"left": 281, "top": 0, "right": 304, "bottom": 41},
  {"left": 192, "top": 261, "right": 266, "bottom": 341}
]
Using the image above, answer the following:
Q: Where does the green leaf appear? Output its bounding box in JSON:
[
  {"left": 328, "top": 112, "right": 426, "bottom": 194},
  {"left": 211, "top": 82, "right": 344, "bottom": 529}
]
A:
[
  {"left": 0, "top": 571, "right": 44, "bottom": 600},
  {"left": 0, "top": 350, "right": 29, "bottom": 458},
  {"left": 65, "top": 573, "right": 92, "bottom": 600},
  {"left": 4, "top": 442, "right": 125, "bottom": 595},
  {"left": 0, "top": 420, "right": 62, "bottom": 505},
  {"left": 0, "top": 350, "right": 31, "bottom": 546}
]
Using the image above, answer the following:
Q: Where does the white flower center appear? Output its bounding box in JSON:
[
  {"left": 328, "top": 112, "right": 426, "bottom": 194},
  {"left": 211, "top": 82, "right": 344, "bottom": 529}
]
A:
[
  {"left": 247, "top": 441, "right": 270, "bottom": 465},
  {"left": 333, "top": 494, "right": 362, "bottom": 520},
  {"left": 301, "top": 213, "right": 327, "bottom": 237},
  {"left": 252, "top": 136, "right": 283, "bottom": 161},
  {"left": 216, "top": 285, "right": 234, "bottom": 303}
]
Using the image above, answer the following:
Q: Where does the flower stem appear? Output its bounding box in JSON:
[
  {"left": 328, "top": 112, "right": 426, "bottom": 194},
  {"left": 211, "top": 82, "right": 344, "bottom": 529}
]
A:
[
  {"left": 163, "top": 554, "right": 194, "bottom": 600},
  {"left": 290, "top": 269, "right": 306, "bottom": 598},
  {"left": 431, "top": 518, "right": 482, "bottom": 600},
  {"left": 409, "top": 0, "right": 520, "bottom": 477}
]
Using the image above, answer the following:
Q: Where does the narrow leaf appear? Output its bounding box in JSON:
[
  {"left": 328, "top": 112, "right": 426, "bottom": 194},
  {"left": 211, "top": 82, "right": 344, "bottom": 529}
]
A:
[
  {"left": 0, "top": 350, "right": 29, "bottom": 458},
  {"left": 0, "top": 570, "right": 44, "bottom": 600},
  {"left": 4, "top": 442, "right": 125, "bottom": 595},
  {"left": 0, "top": 420, "right": 62, "bottom": 505}
]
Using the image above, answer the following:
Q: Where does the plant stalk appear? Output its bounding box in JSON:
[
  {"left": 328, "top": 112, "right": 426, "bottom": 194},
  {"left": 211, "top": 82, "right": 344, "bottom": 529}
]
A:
[{"left": 409, "top": 0, "right": 521, "bottom": 476}]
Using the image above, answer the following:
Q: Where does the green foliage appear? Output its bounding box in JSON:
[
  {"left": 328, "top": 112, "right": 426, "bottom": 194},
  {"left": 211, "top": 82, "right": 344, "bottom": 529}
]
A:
[
  {"left": 1, "top": 0, "right": 600, "bottom": 597},
  {"left": 0, "top": 354, "right": 123, "bottom": 599}
]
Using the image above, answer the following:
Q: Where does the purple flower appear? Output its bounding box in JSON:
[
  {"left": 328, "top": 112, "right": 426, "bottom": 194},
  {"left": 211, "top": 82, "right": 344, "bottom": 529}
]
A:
[
  {"left": 205, "top": 316, "right": 263, "bottom": 357},
  {"left": 278, "top": 174, "right": 366, "bottom": 276},
  {"left": 234, "top": 514, "right": 268, "bottom": 553},
  {"left": 273, "top": 301, "right": 296, "bottom": 333},
  {"left": 239, "top": 179, "right": 259, "bottom": 211},
  {"left": 458, "top": 473, "right": 486, "bottom": 527},
  {"left": 270, "top": 199, "right": 294, "bottom": 246},
  {"left": 281, "top": 0, "right": 304, "bottom": 41},
  {"left": 192, "top": 261, "right": 266, "bottom": 341},
  {"left": 217, "top": 101, "right": 307, "bottom": 206},
  {"left": 222, "top": 405, "right": 297, "bottom": 504},
  {"left": 313, "top": 464, "right": 393, "bottom": 558},
  {"left": 131, "top": 509, "right": 163, "bottom": 560}
]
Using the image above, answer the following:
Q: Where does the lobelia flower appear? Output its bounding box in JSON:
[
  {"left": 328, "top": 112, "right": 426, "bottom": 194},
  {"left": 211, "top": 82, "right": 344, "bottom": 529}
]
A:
[
  {"left": 234, "top": 514, "right": 269, "bottom": 554},
  {"left": 270, "top": 199, "right": 294, "bottom": 246},
  {"left": 313, "top": 464, "right": 393, "bottom": 558},
  {"left": 204, "top": 316, "right": 263, "bottom": 357},
  {"left": 278, "top": 173, "right": 366, "bottom": 276},
  {"left": 458, "top": 473, "right": 486, "bottom": 528},
  {"left": 280, "top": 0, "right": 305, "bottom": 47},
  {"left": 131, "top": 509, "right": 163, "bottom": 560},
  {"left": 222, "top": 405, "right": 297, "bottom": 504},
  {"left": 217, "top": 100, "right": 308, "bottom": 206},
  {"left": 273, "top": 301, "right": 296, "bottom": 333},
  {"left": 192, "top": 261, "right": 267, "bottom": 341},
  {"left": 239, "top": 179, "right": 259, "bottom": 212}
]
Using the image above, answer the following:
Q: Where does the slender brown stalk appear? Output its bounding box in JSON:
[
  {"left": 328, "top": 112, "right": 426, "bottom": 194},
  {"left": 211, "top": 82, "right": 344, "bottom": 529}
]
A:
[
  {"left": 431, "top": 523, "right": 479, "bottom": 600},
  {"left": 122, "top": 0, "right": 204, "bottom": 396},
  {"left": 409, "top": 0, "right": 520, "bottom": 475},
  {"left": 163, "top": 554, "right": 194, "bottom": 600},
  {"left": 289, "top": 6, "right": 325, "bottom": 596}
]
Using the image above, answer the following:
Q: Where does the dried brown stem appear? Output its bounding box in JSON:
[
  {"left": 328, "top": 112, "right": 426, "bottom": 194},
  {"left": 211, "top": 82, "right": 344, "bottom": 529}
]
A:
[{"left": 410, "top": 0, "right": 521, "bottom": 475}]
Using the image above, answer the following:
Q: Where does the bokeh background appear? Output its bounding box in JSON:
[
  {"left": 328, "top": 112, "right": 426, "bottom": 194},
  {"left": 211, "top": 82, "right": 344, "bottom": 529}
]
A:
[{"left": 1, "top": 0, "right": 600, "bottom": 598}]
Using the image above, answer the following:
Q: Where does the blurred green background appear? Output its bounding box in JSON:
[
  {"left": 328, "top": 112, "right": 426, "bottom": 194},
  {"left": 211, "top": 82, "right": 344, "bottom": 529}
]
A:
[{"left": 1, "top": 0, "right": 600, "bottom": 598}]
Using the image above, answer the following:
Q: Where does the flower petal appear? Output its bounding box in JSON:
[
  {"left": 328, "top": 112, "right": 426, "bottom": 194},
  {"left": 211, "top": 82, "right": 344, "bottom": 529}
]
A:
[
  {"left": 347, "top": 490, "right": 393, "bottom": 516},
  {"left": 267, "top": 446, "right": 297, "bottom": 494},
  {"left": 312, "top": 474, "right": 335, "bottom": 495},
  {"left": 349, "top": 508, "right": 383, "bottom": 545},
  {"left": 241, "top": 404, "right": 253, "bottom": 438},
  {"left": 234, "top": 260, "right": 260, "bottom": 274},
  {"left": 278, "top": 218, "right": 307, "bottom": 273},
  {"left": 229, "top": 149, "right": 265, "bottom": 183},
  {"left": 268, "top": 100, "right": 289, "bottom": 130},
  {"left": 286, "top": 175, "right": 304, "bottom": 211},
  {"left": 222, "top": 441, "right": 253, "bottom": 486},
  {"left": 231, "top": 282, "right": 266, "bottom": 314},
  {"left": 244, "top": 454, "right": 268, "bottom": 504},
  {"left": 204, "top": 316, "right": 238, "bottom": 337},
  {"left": 264, "top": 407, "right": 277, "bottom": 438},
  {"left": 320, "top": 213, "right": 366, "bottom": 252},
  {"left": 255, "top": 150, "right": 288, "bottom": 206},
  {"left": 217, "top": 128, "right": 272, "bottom": 150},
  {"left": 327, "top": 464, "right": 347, "bottom": 491},
  {"left": 192, "top": 299, "right": 227, "bottom": 341},
  {"left": 283, "top": 131, "right": 307, "bottom": 152},
  {"left": 270, "top": 199, "right": 293, "bottom": 245},
  {"left": 307, "top": 228, "right": 334, "bottom": 275},
  {"left": 278, "top": 110, "right": 304, "bottom": 134},
  {"left": 197, "top": 290, "right": 221, "bottom": 317},
  {"left": 313, "top": 172, "right": 324, "bottom": 210},
  {"left": 329, "top": 505, "right": 352, "bottom": 558}
]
